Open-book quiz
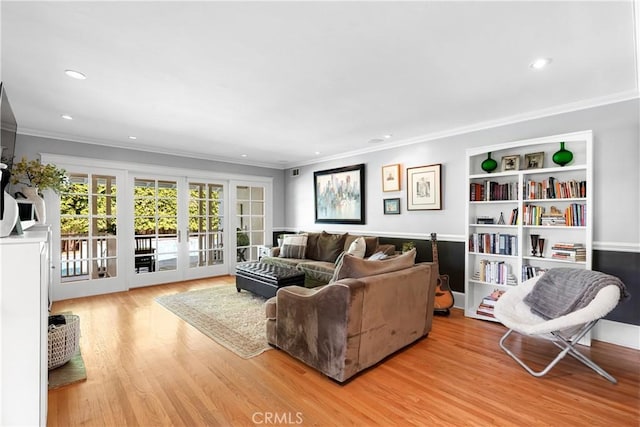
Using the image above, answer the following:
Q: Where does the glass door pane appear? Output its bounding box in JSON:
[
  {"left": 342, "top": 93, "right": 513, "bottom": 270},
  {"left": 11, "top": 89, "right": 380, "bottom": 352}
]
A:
[
  {"left": 237, "top": 185, "right": 265, "bottom": 262},
  {"left": 134, "top": 178, "right": 178, "bottom": 273},
  {"left": 188, "top": 182, "right": 224, "bottom": 268}
]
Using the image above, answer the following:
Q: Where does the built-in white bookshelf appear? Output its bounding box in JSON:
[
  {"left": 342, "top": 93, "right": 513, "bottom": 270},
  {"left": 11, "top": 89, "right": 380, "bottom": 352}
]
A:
[{"left": 465, "top": 130, "right": 593, "bottom": 321}]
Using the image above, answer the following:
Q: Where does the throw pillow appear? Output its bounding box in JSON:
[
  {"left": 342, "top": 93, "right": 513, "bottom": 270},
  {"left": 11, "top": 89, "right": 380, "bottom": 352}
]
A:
[
  {"left": 302, "top": 232, "right": 322, "bottom": 260},
  {"left": 279, "top": 234, "right": 308, "bottom": 259},
  {"left": 332, "top": 248, "right": 416, "bottom": 282},
  {"left": 367, "top": 251, "right": 388, "bottom": 261},
  {"left": 346, "top": 236, "right": 366, "bottom": 258},
  {"left": 343, "top": 235, "right": 379, "bottom": 257},
  {"left": 315, "top": 231, "right": 347, "bottom": 263}
]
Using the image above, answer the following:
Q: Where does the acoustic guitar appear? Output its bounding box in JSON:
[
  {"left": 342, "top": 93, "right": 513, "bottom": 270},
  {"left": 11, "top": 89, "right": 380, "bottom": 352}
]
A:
[{"left": 431, "top": 233, "right": 455, "bottom": 315}]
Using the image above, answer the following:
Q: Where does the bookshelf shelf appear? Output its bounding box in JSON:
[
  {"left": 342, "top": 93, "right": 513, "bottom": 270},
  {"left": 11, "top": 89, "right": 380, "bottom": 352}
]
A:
[
  {"left": 465, "top": 130, "right": 593, "bottom": 322},
  {"left": 522, "top": 256, "right": 587, "bottom": 264},
  {"left": 468, "top": 279, "right": 515, "bottom": 287},
  {"left": 469, "top": 252, "right": 518, "bottom": 258},
  {"left": 523, "top": 225, "right": 587, "bottom": 230},
  {"left": 470, "top": 224, "right": 518, "bottom": 229}
]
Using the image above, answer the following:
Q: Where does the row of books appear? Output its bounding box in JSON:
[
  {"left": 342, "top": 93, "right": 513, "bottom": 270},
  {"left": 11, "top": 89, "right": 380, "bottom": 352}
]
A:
[
  {"left": 471, "top": 178, "right": 586, "bottom": 202},
  {"left": 470, "top": 181, "right": 517, "bottom": 201},
  {"left": 522, "top": 203, "right": 586, "bottom": 226},
  {"left": 474, "top": 260, "right": 517, "bottom": 285},
  {"left": 523, "top": 177, "right": 586, "bottom": 200},
  {"left": 551, "top": 242, "right": 586, "bottom": 261},
  {"left": 476, "top": 290, "right": 506, "bottom": 318},
  {"left": 565, "top": 204, "right": 587, "bottom": 226},
  {"left": 469, "top": 233, "right": 518, "bottom": 255},
  {"left": 522, "top": 265, "right": 547, "bottom": 281}
]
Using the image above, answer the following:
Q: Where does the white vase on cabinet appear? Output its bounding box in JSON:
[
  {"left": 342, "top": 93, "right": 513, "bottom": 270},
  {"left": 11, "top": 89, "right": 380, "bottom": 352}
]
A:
[{"left": 0, "top": 163, "right": 18, "bottom": 237}]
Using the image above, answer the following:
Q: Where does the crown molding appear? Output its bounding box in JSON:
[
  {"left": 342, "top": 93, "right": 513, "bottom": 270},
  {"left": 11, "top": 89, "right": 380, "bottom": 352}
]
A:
[
  {"left": 15, "top": 89, "right": 639, "bottom": 171},
  {"left": 17, "top": 128, "right": 284, "bottom": 170},
  {"left": 286, "top": 89, "right": 640, "bottom": 169}
]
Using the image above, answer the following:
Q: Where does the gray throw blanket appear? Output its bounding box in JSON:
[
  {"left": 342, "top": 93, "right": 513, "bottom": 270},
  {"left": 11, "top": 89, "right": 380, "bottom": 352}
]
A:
[{"left": 523, "top": 268, "right": 629, "bottom": 320}]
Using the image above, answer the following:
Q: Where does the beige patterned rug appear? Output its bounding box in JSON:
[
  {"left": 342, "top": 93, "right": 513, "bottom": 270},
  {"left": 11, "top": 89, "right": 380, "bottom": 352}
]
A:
[{"left": 155, "top": 285, "right": 272, "bottom": 359}]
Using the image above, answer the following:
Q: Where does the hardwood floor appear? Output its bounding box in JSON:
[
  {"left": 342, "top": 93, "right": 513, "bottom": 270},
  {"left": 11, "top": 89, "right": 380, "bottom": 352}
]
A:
[{"left": 49, "top": 276, "right": 640, "bottom": 426}]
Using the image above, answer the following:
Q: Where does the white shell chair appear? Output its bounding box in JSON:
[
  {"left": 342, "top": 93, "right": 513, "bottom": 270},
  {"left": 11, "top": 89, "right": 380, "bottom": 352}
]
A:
[{"left": 494, "top": 275, "right": 621, "bottom": 383}]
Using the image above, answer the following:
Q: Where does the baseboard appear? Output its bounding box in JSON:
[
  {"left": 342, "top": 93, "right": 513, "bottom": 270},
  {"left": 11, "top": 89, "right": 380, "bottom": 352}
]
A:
[
  {"left": 452, "top": 291, "right": 639, "bottom": 350},
  {"left": 452, "top": 291, "right": 465, "bottom": 311},
  {"left": 592, "top": 320, "right": 640, "bottom": 350}
]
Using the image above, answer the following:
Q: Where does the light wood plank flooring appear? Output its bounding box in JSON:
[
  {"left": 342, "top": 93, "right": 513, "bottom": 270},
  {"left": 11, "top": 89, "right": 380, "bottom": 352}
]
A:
[{"left": 49, "top": 276, "right": 640, "bottom": 426}]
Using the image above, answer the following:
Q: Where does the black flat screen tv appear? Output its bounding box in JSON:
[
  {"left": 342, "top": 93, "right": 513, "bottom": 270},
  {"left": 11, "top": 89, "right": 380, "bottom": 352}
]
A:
[{"left": 0, "top": 82, "right": 18, "bottom": 168}]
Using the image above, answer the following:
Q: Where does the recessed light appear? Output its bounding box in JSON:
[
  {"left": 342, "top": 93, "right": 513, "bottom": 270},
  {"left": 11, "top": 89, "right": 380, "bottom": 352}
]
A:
[
  {"left": 61, "top": 114, "right": 73, "bottom": 120},
  {"left": 383, "top": 134, "right": 392, "bottom": 139},
  {"left": 241, "top": 154, "right": 248, "bottom": 158},
  {"left": 314, "top": 151, "right": 321, "bottom": 155},
  {"left": 530, "top": 58, "right": 552, "bottom": 70},
  {"left": 128, "top": 136, "right": 137, "bottom": 140},
  {"left": 64, "top": 69, "right": 87, "bottom": 80}
]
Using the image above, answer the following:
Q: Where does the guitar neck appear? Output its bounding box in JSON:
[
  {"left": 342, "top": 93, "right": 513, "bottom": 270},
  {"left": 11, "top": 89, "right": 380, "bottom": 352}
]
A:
[{"left": 430, "top": 233, "right": 440, "bottom": 270}]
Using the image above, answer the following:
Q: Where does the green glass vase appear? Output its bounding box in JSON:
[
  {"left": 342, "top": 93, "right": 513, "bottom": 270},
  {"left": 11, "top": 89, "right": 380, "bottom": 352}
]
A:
[
  {"left": 481, "top": 152, "right": 498, "bottom": 173},
  {"left": 552, "top": 142, "right": 573, "bottom": 166}
]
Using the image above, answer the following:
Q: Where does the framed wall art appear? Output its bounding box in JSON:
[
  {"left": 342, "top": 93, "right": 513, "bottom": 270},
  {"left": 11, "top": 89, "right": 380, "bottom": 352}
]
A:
[
  {"left": 382, "top": 164, "right": 401, "bottom": 192},
  {"left": 501, "top": 155, "right": 520, "bottom": 171},
  {"left": 383, "top": 198, "right": 401, "bottom": 215},
  {"left": 314, "top": 163, "right": 365, "bottom": 224},
  {"left": 524, "top": 152, "right": 544, "bottom": 169},
  {"left": 407, "top": 163, "right": 442, "bottom": 210}
]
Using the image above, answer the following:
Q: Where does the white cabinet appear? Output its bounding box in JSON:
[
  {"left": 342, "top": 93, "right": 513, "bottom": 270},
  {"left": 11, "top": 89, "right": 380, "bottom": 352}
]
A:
[
  {"left": 465, "top": 131, "right": 593, "bottom": 321},
  {"left": 0, "top": 228, "right": 50, "bottom": 426}
]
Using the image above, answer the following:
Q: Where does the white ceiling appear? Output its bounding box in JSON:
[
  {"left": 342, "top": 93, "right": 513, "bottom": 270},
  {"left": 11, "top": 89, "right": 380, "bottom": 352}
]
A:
[{"left": 1, "top": 1, "right": 638, "bottom": 169}]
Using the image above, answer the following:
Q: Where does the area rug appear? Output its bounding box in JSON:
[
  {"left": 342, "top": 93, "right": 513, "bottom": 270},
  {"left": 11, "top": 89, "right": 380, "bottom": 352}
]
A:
[
  {"left": 48, "top": 348, "right": 87, "bottom": 390},
  {"left": 155, "top": 285, "right": 271, "bottom": 359}
]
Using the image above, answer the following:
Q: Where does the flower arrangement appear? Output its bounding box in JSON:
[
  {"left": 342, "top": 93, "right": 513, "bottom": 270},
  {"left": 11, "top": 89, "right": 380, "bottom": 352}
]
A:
[{"left": 10, "top": 157, "right": 69, "bottom": 193}]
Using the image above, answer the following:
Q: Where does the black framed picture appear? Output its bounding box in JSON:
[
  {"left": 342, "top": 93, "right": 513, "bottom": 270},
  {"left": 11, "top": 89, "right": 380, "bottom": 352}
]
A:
[
  {"left": 314, "top": 163, "right": 365, "bottom": 224},
  {"left": 383, "top": 198, "right": 401, "bottom": 215}
]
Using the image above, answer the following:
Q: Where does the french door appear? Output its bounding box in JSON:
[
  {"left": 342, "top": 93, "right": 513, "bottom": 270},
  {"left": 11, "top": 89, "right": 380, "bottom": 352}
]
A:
[
  {"left": 184, "top": 180, "right": 227, "bottom": 279},
  {"left": 128, "top": 175, "right": 183, "bottom": 287},
  {"left": 129, "top": 175, "right": 229, "bottom": 287},
  {"left": 235, "top": 183, "right": 267, "bottom": 262},
  {"left": 46, "top": 153, "right": 271, "bottom": 300},
  {"left": 50, "top": 166, "right": 126, "bottom": 300}
]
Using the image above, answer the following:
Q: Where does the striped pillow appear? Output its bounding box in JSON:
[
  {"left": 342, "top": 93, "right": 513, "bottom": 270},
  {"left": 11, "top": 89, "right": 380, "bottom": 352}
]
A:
[{"left": 279, "top": 234, "right": 308, "bottom": 259}]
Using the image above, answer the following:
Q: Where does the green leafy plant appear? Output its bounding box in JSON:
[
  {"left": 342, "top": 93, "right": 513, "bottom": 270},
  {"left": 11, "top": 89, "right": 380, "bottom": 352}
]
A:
[
  {"left": 402, "top": 241, "right": 415, "bottom": 253},
  {"left": 237, "top": 228, "right": 250, "bottom": 246},
  {"left": 10, "top": 157, "right": 69, "bottom": 193}
]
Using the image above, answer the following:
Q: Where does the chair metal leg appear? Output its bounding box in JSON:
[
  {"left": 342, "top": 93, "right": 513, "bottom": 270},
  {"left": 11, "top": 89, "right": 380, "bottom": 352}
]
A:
[{"left": 499, "top": 320, "right": 617, "bottom": 384}]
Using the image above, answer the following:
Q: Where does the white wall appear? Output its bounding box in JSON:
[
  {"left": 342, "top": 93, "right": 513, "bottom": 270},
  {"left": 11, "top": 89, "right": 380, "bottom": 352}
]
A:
[
  {"left": 284, "top": 99, "right": 640, "bottom": 250},
  {"left": 12, "top": 134, "right": 288, "bottom": 228}
]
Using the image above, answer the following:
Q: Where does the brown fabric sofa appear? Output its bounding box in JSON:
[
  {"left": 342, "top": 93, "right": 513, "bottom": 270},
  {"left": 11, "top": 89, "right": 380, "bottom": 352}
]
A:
[
  {"left": 265, "top": 256, "right": 438, "bottom": 383},
  {"left": 261, "top": 231, "right": 396, "bottom": 287}
]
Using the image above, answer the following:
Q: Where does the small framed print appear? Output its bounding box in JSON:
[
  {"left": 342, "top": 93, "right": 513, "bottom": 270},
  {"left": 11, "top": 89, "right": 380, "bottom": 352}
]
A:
[
  {"left": 382, "top": 164, "right": 401, "bottom": 192},
  {"left": 501, "top": 155, "right": 520, "bottom": 171},
  {"left": 383, "top": 198, "right": 401, "bottom": 215},
  {"left": 524, "top": 152, "right": 544, "bottom": 169},
  {"left": 407, "top": 163, "right": 442, "bottom": 210}
]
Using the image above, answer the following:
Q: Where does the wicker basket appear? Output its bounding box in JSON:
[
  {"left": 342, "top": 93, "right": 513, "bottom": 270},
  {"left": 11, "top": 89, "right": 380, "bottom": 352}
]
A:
[{"left": 48, "top": 314, "right": 80, "bottom": 370}]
